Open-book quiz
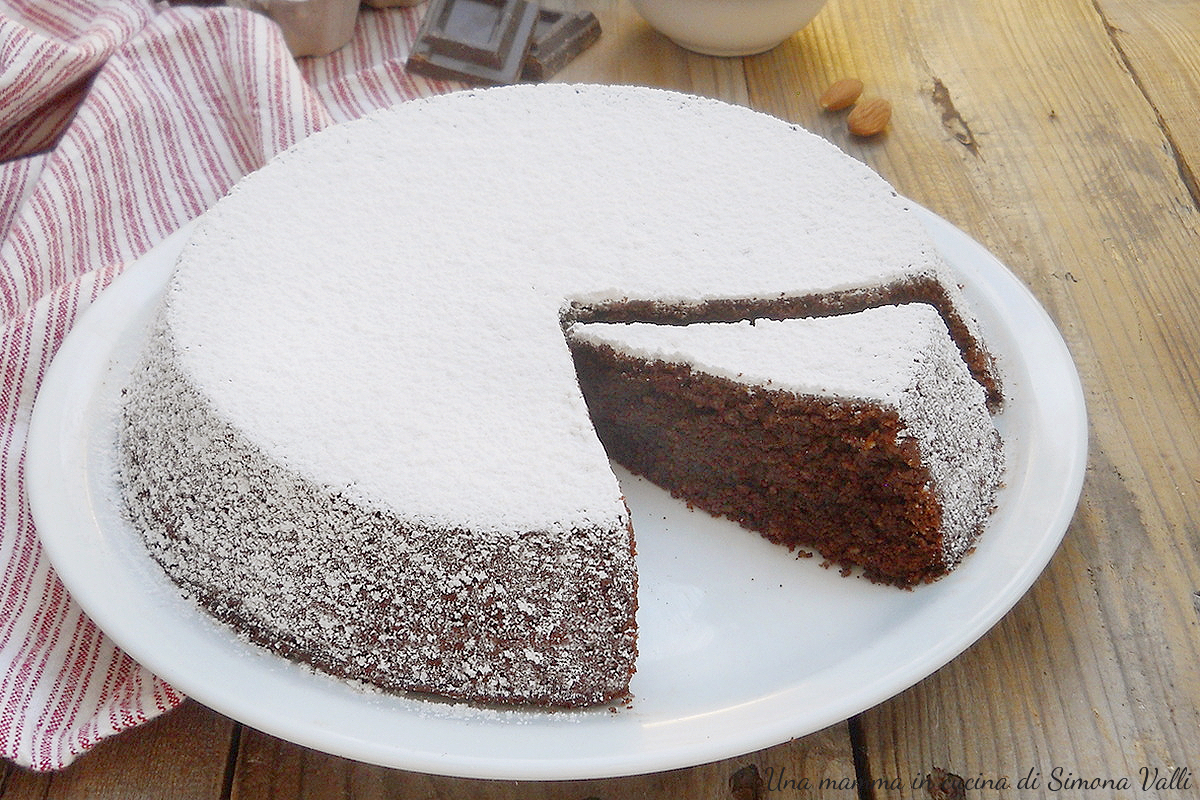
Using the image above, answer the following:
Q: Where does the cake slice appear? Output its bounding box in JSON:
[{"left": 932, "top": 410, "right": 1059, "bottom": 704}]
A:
[{"left": 566, "top": 305, "right": 1004, "bottom": 586}]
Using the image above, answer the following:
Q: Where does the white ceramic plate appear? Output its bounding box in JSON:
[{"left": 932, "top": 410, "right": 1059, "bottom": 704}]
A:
[{"left": 26, "top": 207, "right": 1086, "bottom": 780}]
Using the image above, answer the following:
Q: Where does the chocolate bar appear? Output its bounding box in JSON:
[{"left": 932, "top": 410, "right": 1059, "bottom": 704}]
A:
[
  {"left": 406, "top": 0, "right": 540, "bottom": 85},
  {"left": 520, "top": 9, "right": 601, "bottom": 82},
  {"left": 406, "top": 0, "right": 602, "bottom": 85}
]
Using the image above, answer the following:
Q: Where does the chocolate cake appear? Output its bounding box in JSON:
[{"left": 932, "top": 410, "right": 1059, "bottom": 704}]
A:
[
  {"left": 567, "top": 307, "right": 1004, "bottom": 587},
  {"left": 117, "top": 83, "right": 1004, "bottom": 707}
]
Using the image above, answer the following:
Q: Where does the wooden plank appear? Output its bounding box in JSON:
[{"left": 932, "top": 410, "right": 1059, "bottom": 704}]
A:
[
  {"left": 738, "top": 0, "right": 1200, "bottom": 794},
  {"left": 1097, "top": 0, "right": 1200, "bottom": 198},
  {"left": 229, "top": 721, "right": 861, "bottom": 799},
  {"left": 0, "top": 701, "right": 235, "bottom": 800},
  {"left": 11, "top": 2, "right": 1197, "bottom": 797}
]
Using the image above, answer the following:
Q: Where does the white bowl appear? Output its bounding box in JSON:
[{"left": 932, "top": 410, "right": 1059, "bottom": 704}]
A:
[{"left": 629, "top": 0, "right": 829, "bottom": 56}]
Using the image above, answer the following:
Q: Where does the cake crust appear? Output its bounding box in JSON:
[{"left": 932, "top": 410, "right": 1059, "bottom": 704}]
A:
[{"left": 121, "top": 321, "right": 638, "bottom": 706}]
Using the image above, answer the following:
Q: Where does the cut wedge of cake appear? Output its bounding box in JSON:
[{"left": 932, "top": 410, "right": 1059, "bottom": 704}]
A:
[{"left": 567, "top": 306, "right": 1004, "bottom": 587}]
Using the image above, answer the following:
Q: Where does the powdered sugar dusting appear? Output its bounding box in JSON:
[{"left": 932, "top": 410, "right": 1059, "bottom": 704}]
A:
[
  {"left": 569, "top": 307, "right": 942, "bottom": 403},
  {"left": 162, "top": 84, "right": 967, "bottom": 533}
]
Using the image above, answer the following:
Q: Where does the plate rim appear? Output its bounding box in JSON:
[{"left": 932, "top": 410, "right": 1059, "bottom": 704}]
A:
[{"left": 25, "top": 205, "right": 1087, "bottom": 780}]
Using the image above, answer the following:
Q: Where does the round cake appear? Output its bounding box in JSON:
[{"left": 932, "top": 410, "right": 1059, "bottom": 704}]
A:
[{"left": 118, "top": 84, "right": 1004, "bottom": 706}]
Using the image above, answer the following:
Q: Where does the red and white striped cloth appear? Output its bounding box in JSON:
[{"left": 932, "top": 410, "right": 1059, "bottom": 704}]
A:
[{"left": 1, "top": 0, "right": 452, "bottom": 771}]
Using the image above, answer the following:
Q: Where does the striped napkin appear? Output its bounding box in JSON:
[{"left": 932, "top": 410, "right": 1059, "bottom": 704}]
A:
[{"left": 0, "top": 0, "right": 449, "bottom": 771}]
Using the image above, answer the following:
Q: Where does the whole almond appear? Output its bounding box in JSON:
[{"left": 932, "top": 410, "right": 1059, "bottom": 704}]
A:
[
  {"left": 819, "top": 78, "right": 864, "bottom": 111},
  {"left": 847, "top": 97, "right": 892, "bottom": 136}
]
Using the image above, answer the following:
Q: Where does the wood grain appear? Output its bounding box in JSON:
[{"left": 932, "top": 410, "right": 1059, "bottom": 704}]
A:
[
  {"left": 228, "top": 722, "right": 859, "bottom": 799},
  {"left": 778, "top": 0, "right": 1200, "bottom": 796},
  {"left": 0, "top": 702, "right": 235, "bottom": 800},
  {"left": 6, "top": 0, "right": 1200, "bottom": 796}
]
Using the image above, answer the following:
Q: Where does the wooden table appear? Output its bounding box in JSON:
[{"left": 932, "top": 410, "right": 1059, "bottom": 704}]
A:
[{"left": 5, "top": 0, "right": 1200, "bottom": 795}]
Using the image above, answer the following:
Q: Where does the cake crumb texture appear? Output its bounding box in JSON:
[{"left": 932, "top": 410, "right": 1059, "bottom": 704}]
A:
[{"left": 568, "top": 307, "right": 1004, "bottom": 587}]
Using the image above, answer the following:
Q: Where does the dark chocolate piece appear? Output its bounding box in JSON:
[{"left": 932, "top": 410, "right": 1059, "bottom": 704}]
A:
[
  {"left": 406, "top": 0, "right": 539, "bottom": 85},
  {"left": 520, "top": 9, "right": 601, "bottom": 81}
]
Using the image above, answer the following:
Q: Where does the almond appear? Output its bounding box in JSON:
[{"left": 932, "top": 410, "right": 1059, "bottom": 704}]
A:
[
  {"left": 819, "top": 78, "right": 864, "bottom": 111},
  {"left": 847, "top": 97, "right": 892, "bottom": 136}
]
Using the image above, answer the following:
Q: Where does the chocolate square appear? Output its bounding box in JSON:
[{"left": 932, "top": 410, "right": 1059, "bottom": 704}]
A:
[
  {"left": 407, "top": 0, "right": 540, "bottom": 85},
  {"left": 521, "top": 9, "right": 601, "bottom": 81}
]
